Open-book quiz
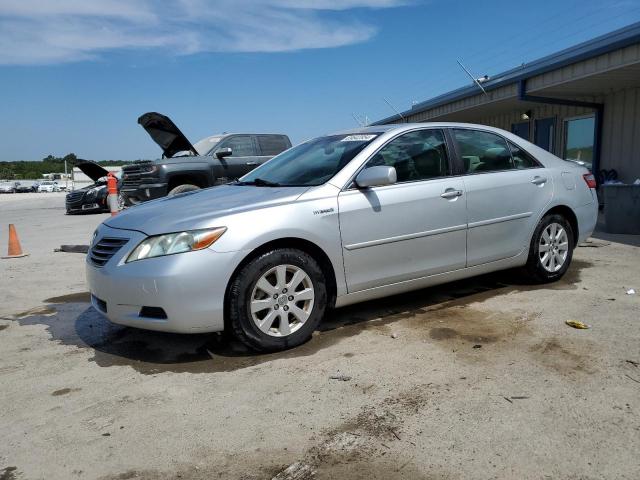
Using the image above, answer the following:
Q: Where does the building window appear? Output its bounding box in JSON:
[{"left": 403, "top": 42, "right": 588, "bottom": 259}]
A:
[
  {"left": 563, "top": 116, "right": 595, "bottom": 169},
  {"left": 534, "top": 117, "right": 555, "bottom": 152},
  {"left": 511, "top": 121, "right": 530, "bottom": 141}
]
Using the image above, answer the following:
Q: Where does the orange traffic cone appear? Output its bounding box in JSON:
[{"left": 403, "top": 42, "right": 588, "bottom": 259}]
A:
[{"left": 2, "top": 224, "right": 29, "bottom": 259}]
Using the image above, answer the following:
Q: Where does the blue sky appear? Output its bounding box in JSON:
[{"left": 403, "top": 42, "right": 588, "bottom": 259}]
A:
[{"left": 1, "top": 0, "right": 640, "bottom": 161}]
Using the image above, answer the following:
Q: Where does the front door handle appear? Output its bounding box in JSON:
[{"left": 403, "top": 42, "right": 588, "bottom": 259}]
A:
[
  {"left": 531, "top": 176, "right": 547, "bottom": 185},
  {"left": 246, "top": 161, "right": 258, "bottom": 166},
  {"left": 441, "top": 188, "right": 463, "bottom": 199}
]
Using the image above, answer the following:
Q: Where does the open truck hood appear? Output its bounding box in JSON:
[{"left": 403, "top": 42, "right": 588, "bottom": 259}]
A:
[
  {"left": 138, "top": 112, "right": 198, "bottom": 158},
  {"left": 75, "top": 160, "right": 110, "bottom": 182}
]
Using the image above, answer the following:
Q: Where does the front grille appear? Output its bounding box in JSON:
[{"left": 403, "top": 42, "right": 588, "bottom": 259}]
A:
[
  {"left": 66, "top": 191, "right": 85, "bottom": 204},
  {"left": 89, "top": 237, "right": 129, "bottom": 267},
  {"left": 122, "top": 162, "right": 154, "bottom": 187}
]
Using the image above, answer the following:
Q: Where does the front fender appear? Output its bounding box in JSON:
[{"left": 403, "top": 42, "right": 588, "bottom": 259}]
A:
[{"left": 210, "top": 196, "right": 346, "bottom": 296}]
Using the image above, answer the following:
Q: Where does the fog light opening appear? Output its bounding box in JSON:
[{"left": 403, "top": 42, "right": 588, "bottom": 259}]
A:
[{"left": 139, "top": 306, "right": 168, "bottom": 320}]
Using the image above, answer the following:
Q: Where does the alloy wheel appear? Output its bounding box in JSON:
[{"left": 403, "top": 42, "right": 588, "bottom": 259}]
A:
[
  {"left": 539, "top": 222, "right": 569, "bottom": 273},
  {"left": 250, "top": 264, "right": 315, "bottom": 337}
]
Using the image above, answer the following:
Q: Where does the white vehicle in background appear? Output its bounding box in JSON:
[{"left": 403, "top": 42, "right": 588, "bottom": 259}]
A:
[
  {"left": 38, "top": 181, "right": 60, "bottom": 193},
  {"left": 0, "top": 182, "right": 17, "bottom": 193}
]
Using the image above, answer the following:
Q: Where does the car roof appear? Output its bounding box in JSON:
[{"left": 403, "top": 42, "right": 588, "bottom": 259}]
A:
[{"left": 331, "top": 122, "right": 511, "bottom": 136}]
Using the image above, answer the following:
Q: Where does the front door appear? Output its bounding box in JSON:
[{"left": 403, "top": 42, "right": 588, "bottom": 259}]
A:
[
  {"left": 451, "top": 128, "right": 553, "bottom": 267},
  {"left": 213, "top": 135, "right": 261, "bottom": 183},
  {"left": 338, "top": 129, "right": 468, "bottom": 293}
]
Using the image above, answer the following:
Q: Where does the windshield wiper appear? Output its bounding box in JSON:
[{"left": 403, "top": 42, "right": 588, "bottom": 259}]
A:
[{"left": 236, "top": 178, "right": 281, "bottom": 187}]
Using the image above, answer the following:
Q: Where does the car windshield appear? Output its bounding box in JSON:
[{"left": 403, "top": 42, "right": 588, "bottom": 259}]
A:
[
  {"left": 193, "top": 135, "right": 223, "bottom": 156},
  {"left": 238, "top": 133, "right": 380, "bottom": 187}
]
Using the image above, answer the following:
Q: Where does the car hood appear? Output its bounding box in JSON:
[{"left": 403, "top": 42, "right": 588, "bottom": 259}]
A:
[
  {"left": 75, "top": 160, "right": 110, "bottom": 182},
  {"left": 105, "top": 185, "right": 310, "bottom": 235},
  {"left": 72, "top": 183, "right": 106, "bottom": 192},
  {"left": 138, "top": 112, "right": 197, "bottom": 159}
]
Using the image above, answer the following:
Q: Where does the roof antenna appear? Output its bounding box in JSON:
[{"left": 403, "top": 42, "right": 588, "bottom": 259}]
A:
[
  {"left": 351, "top": 113, "right": 365, "bottom": 127},
  {"left": 456, "top": 59, "right": 488, "bottom": 96},
  {"left": 382, "top": 97, "right": 405, "bottom": 122}
]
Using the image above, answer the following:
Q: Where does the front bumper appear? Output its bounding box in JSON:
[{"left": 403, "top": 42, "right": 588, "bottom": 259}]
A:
[
  {"left": 121, "top": 183, "right": 168, "bottom": 203},
  {"left": 66, "top": 195, "right": 106, "bottom": 213},
  {"left": 86, "top": 224, "right": 243, "bottom": 333}
]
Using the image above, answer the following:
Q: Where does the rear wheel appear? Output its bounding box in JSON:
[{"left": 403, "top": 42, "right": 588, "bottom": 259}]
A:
[
  {"left": 228, "top": 248, "right": 327, "bottom": 352},
  {"left": 522, "top": 213, "right": 574, "bottom": 283},
  {"left": 168, "top": 184, "right": 200, "bottom": 196}
]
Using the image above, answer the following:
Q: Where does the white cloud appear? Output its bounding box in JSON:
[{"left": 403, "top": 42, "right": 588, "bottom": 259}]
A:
[{"left": 0, "top": 0, "right": 409, "bottom": 65}]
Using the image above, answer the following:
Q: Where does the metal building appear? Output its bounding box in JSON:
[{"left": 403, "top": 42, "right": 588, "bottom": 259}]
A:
[{"left": 375, "top": 22, "right": 640, "bottom": 183}]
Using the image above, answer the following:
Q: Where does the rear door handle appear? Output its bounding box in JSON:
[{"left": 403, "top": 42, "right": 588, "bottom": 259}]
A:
[
  {"left": 531, "top": 176, "right": 547, "bottom": 185},
  {"left": 246, "top": 161, "right": 258, "bottom": 166},
  {"left": 441, "top": 189, "right": 463, "bottom": 199}
]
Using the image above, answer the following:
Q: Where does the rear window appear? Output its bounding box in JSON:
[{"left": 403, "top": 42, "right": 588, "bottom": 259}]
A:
[{"left": 257, "top": 135, "right": 290, "bottom": 156}]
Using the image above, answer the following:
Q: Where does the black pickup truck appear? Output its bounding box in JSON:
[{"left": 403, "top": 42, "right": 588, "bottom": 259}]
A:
[{"left": 121, "top": 112, "right": 292, "bottom": 205}]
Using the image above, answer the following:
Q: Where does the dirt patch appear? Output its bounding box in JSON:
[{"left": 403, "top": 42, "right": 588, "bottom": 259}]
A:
[
  {"left": 529, "top": 338, "right": 596, "bottom": 375},
  {"left": 421, "top": 305, "right": 531, "bottom": 347},
  {"left": 44, "top": 292, "right": 91, "bottom": 304},
  {"left": 51, "top": 387, "right": 81, "bottom": 396},
  {"left": 102, "top": 460, "right": 435, "bottom": 480},
  {"left": 13, "top": 306, "right": 56, "bottom": 319},
  {"left": 0, "top": 325, "right": 8, "bottom": 331},
  {"left": 0, "top": 467, "right": 18, "bottom": 480},
  {"left": 101, "top": 388, "right": 439, "bottom": 480}
]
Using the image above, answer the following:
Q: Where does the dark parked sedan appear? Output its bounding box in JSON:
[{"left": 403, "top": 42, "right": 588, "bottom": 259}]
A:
[{"left": 66, "top": 161, "right": 119, "bottom": 214}]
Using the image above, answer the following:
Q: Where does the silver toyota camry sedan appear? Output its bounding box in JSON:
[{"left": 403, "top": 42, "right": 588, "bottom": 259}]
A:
[{"left": 87, "top": 123, "right": 598, "bottom": 351}]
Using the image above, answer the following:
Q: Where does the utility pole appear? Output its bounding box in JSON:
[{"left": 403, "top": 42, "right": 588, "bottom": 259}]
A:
[{"left": 64, "top": 159, "right": 68, "bottom": 191}]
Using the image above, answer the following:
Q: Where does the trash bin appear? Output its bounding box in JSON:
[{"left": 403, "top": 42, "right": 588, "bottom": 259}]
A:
[{"left": 602, "top": 184, "right": 640, "bottom": 234}]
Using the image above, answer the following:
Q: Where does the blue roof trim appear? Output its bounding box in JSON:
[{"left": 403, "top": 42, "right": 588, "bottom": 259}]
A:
[{"left": 374, "top": 21, "right": 640, "bottom": 125}]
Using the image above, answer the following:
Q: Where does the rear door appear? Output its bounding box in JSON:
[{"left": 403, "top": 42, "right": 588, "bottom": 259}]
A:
[
  {"left": 256, "top": 135, "right": 291, "bottom": 161},
  {"left": 338, "top": 128, "right": 467, "bottom": 292},
  {"left": 212, "top": 135, "right": 260, "bottom": 182},
  {"left": 451, "top": 128, "right": 553, "bottom": 267}
]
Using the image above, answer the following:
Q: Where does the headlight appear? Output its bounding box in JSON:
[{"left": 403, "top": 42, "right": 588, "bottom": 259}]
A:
[
  {"left": 126, "top": 227, "right": 226, "bottom": 263},
  {"left": 86, "top": 187, "right": 100, "bottom": 199}
]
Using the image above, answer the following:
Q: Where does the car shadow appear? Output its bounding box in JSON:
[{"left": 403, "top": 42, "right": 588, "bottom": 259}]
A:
[{"left": 14, "top": 261, "right": 590, "bottom": 375}]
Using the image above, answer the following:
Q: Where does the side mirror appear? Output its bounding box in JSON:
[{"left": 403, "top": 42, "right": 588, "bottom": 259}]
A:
[
  {"left": 355, "top": 166, "right": 397, "bottom": 188},
  {"left": 215, "top": 147, "right": 233, "bottom": 159}
]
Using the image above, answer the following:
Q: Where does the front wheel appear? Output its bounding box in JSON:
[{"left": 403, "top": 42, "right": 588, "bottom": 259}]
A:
[
  {"left": 227, "top": 248, "right": 327, "bottom": 352},
  {"left": 522, "top": 213, "right": 574, "bottom": 283}
]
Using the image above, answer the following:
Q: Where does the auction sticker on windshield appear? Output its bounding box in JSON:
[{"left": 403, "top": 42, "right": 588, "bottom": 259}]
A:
[{"left": 341, "top": 134, "right": 377, "bottom": 142}]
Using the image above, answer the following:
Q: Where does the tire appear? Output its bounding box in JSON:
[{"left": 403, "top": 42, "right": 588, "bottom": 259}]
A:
[
  {"left": 522, "top": 213, "right": 574, "bottom": 284},
  {"left": 117, "top": 192, "right": 127, "bottom": 210},
  {"left": 228, "top": 248, "right": 327, "bottom": 352},
  {"left": 168, "top": 184, "right": 200, "bottom": 196}
]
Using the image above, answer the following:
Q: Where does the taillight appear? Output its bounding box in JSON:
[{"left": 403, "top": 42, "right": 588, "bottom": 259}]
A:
[{"left": 583, "top": 173, "right": 597, "bottom": 189}]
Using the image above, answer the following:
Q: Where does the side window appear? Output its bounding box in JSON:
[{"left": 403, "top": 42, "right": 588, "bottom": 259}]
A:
[
  {"left": 508, "top": 141, "right": 540, "bottom": 169},
  {"left": 220, "top": 135, "right": 255, "bottom": 157},
  {"left": 453, "top": 129, "right": 514, "bottom": 174},
  {"left": 257, "top": 135, "right": 290, "bottom": 156},
  {"left": 367, "top": 129, "right": 449, "bottom": 183}
]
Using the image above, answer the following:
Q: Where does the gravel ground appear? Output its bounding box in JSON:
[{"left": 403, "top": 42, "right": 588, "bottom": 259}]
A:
[{"left": 0, "top": 193, "right": 639, "bottom": 480}]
